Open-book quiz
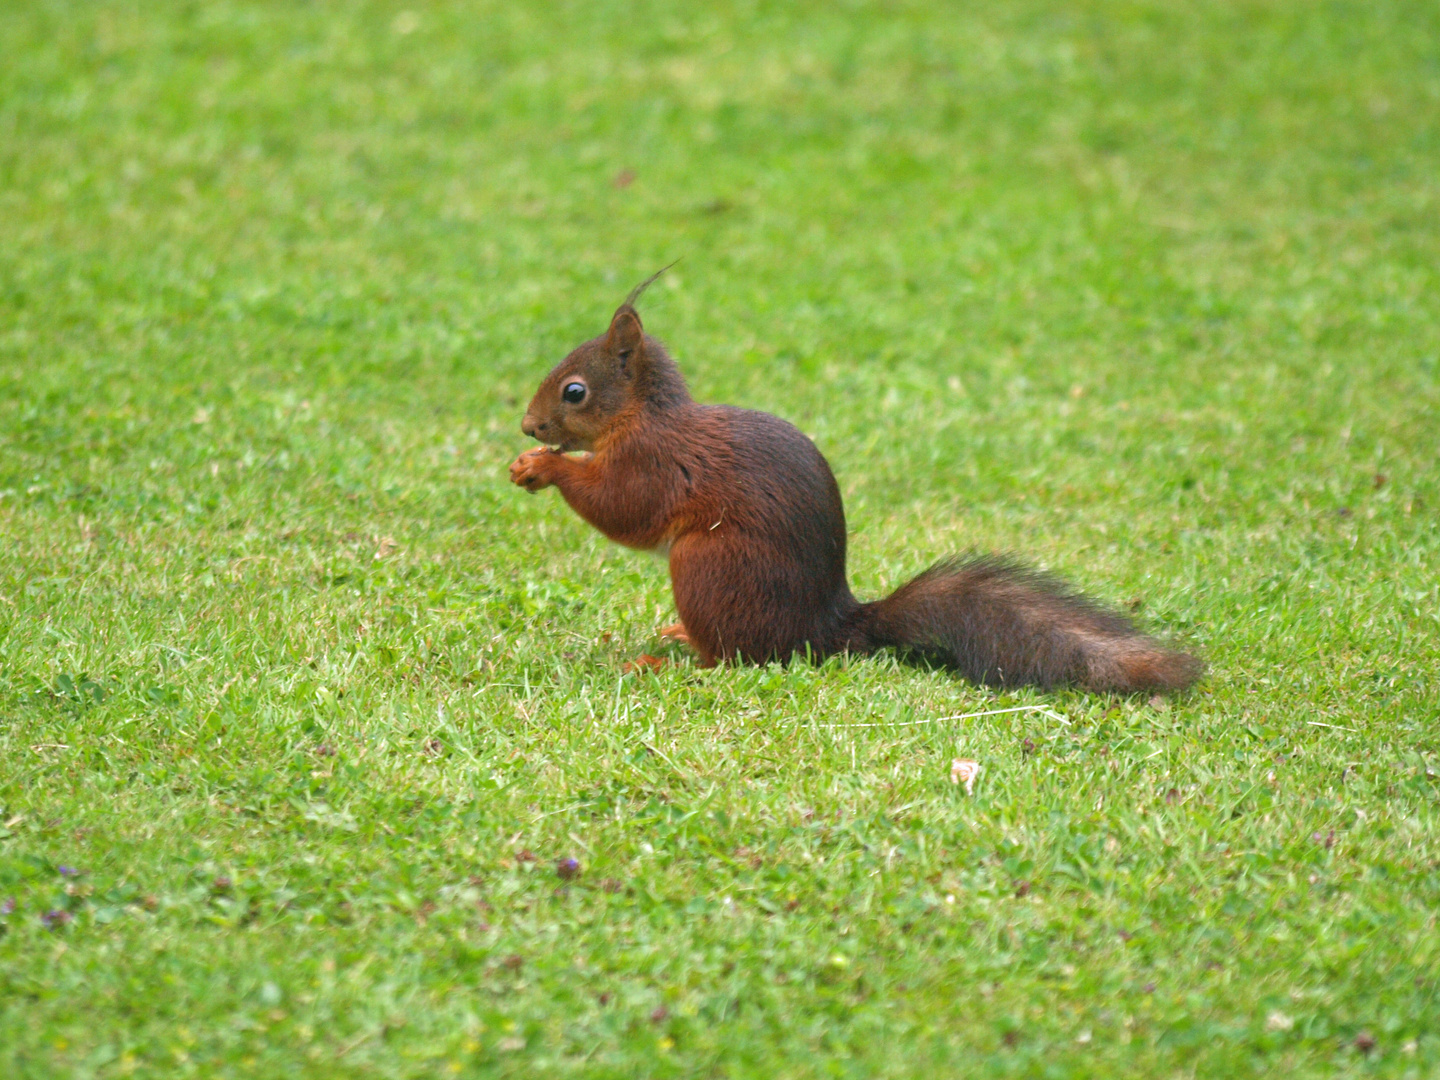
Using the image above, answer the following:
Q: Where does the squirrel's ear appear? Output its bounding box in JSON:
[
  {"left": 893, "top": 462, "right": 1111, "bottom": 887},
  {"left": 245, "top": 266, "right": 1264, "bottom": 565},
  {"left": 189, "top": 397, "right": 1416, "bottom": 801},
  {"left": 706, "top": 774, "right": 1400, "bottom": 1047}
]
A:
[{"left": 606, "top": 304, "right": 645, "bottom": 373}]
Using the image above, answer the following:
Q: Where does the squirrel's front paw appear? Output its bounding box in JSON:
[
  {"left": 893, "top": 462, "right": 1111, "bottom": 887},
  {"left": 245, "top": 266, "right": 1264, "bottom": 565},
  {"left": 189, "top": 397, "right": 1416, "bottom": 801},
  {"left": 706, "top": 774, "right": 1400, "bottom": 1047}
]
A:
[{"left": 509, "top": 448, "right": 557, "bottom": 492}]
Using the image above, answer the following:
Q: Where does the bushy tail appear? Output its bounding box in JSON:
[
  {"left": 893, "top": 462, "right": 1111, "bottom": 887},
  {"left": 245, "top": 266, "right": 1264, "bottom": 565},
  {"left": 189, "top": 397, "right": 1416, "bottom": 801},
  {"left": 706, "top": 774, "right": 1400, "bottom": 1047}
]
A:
[{"left": 854, "top": 557, "right": 1202, "bottom": 694}]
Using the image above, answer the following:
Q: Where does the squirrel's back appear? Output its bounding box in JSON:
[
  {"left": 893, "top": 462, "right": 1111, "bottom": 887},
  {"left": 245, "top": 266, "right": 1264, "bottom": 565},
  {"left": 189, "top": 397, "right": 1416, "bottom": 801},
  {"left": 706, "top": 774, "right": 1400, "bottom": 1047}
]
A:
[{"left": 689, "top": 405, "right": 847, "bottom": 570}]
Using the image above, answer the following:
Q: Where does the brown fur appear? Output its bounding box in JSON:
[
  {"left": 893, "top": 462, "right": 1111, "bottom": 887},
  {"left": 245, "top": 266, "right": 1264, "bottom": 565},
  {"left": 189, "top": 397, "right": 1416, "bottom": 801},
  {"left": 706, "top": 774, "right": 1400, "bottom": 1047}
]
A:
[{"left": 511, "top": 301, "right": 1203, "bottom": 694}]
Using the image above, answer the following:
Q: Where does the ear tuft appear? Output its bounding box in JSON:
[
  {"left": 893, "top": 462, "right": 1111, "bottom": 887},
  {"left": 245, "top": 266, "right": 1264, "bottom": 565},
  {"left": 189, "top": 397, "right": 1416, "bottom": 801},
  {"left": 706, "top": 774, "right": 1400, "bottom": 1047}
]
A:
[
  {"left": 606, "top": 305, "right": 644, "bottom": 370},
  {"left": 623, "top": 261, "right": 677, "bottom": 308}
]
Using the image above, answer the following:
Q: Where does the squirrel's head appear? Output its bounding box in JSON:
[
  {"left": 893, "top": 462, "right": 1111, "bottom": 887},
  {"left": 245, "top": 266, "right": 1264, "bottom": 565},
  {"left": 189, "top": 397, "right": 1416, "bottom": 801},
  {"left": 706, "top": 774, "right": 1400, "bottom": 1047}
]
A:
[{"left": 521, "top": 300, "right": 688, "bottom": 451}]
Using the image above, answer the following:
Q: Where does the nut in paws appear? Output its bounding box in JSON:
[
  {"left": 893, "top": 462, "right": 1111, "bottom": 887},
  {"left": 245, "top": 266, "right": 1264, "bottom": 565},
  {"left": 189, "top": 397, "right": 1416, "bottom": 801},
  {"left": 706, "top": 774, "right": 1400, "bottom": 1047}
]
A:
[{"left": 509, "top": 448, "right": 556, "bottom": 491}]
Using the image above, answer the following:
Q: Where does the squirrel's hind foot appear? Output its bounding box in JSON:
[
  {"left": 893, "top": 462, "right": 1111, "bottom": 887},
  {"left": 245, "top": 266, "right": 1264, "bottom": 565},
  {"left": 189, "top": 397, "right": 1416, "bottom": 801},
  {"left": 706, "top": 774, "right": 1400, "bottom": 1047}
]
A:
[
  {"left": 657, "top": 622, "right": 692, "bottom": 646},
  {"left": 622, "top": 654, "right": 668, "bottom": 675}
]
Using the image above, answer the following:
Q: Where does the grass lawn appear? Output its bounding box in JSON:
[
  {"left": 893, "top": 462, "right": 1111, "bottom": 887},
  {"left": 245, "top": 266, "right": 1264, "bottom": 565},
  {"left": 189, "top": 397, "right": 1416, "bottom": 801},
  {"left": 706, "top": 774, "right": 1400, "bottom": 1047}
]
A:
[{"left": 2, "top": 0, "right": 1438, "bottom": 1075}]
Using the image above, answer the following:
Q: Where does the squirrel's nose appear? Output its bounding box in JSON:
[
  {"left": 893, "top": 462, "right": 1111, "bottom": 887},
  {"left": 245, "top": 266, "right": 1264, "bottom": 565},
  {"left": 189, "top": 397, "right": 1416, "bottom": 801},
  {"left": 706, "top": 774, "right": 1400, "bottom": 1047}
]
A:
[{"left": 521, "top": 415, "right": 541, "bottom": 439}]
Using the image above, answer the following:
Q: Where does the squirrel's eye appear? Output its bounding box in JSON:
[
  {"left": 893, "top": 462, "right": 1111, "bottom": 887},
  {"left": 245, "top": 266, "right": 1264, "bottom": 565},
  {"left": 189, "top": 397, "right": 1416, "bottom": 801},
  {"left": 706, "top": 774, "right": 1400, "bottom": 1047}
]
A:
[{"left": 562, "top": 382, "right": 586, "bottom": 404}]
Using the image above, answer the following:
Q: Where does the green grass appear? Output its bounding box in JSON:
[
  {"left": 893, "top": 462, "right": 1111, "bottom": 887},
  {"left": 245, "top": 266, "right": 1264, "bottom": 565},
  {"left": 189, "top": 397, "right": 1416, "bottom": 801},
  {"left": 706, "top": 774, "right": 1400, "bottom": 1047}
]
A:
[{"left": 2, "top": 0, "right": 1438, "bottom": 1076}]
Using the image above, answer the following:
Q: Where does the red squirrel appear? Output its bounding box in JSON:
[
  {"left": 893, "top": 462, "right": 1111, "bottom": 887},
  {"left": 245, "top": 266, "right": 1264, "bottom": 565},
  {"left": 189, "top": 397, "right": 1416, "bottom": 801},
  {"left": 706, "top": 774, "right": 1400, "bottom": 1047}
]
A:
[{"left": 509, "top": 283, "right": 1202, "bottom": 694}]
